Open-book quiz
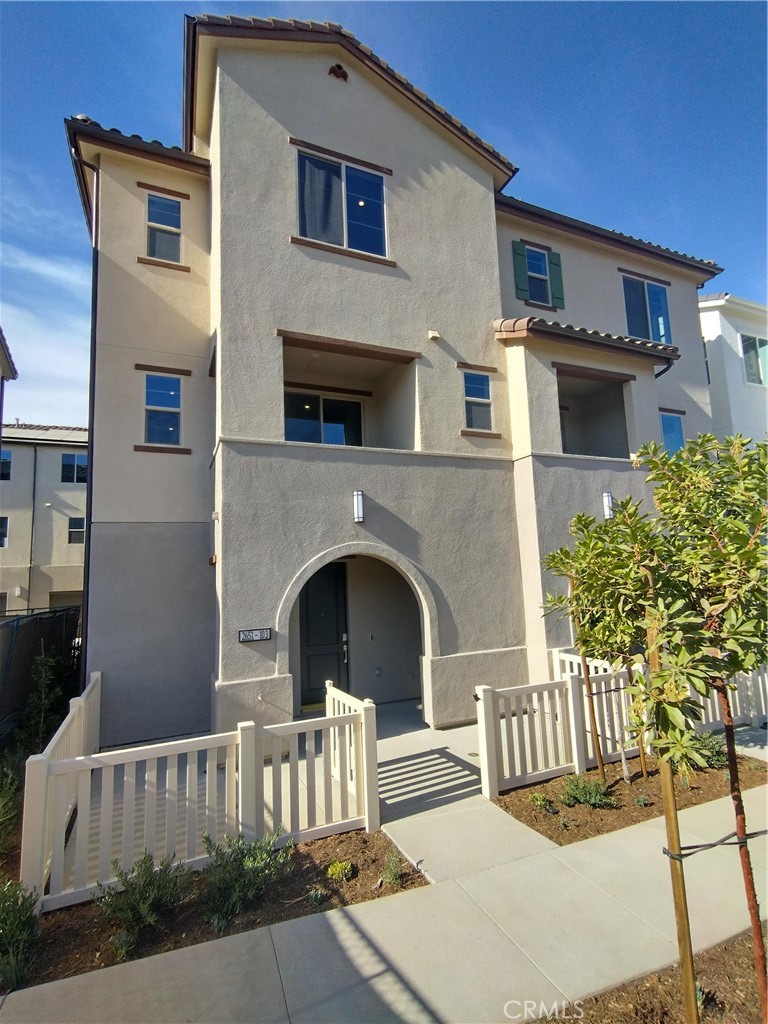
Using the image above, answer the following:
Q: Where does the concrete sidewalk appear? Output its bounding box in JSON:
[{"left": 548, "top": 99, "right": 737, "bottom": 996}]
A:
[{"left": 3, "top": 781, "right": 765, "bottom": 1023}]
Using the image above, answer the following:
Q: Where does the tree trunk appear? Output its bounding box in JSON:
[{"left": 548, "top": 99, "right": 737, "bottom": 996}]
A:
[
  {"left": 624, "top": 656, "right": 649, "bottom": 779},
  {"left": 713, "top": 678, "right": 767, "bottom": 1023}
]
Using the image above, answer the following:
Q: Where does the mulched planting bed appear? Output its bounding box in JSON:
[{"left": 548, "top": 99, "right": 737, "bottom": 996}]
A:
[
  {"left": 20, "top": 829, "right": 426, "bottom": 989},
  {"left": 580, "top": 926, "right": 767, "bottom": 1023},
  {"left": 493, "top": 755, "right": 767, "bottom": 845}
]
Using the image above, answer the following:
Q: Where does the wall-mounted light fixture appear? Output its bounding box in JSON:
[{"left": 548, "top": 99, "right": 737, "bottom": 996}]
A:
[
  {"left": 602, "top": 491, "right": 614, "bottom": 520},
  {"left": 14, "top": 586, "right": 22, "bottom": 598},
  {"left": 353, "top": 490, "right": 364, "bottom": 523}
]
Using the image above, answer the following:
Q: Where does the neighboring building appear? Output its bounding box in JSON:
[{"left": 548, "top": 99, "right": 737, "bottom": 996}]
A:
[
  {"left": 66, "top": 16, "right": 722, "bottom": 748},
  {"left": 0, "top": 329, "right": 18, "bottom": 437},
  {"left": 698, "top": 292, "right": 768, "bottom": 441},
  {"left": 0, "top": 425, "right": 88, "bottom": 615}
]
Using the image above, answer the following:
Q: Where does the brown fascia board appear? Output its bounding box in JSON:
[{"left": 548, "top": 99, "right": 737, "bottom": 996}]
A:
[
  {"left": 65, "top": 117, "right": 210, "bottom": 233},
  {"left": 495, "top": 195, "right": 723, "bottom": 280},
  {"left": 494, "top": 316, "right": 681, "bottom": 362},
  {"left": 182, "top": 16, "right": 518, "bottom": 186}
]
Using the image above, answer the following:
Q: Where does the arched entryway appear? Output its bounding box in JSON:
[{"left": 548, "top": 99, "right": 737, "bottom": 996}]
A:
[{"left": 275, "top": 543, "right": 437, "bottom": 718}]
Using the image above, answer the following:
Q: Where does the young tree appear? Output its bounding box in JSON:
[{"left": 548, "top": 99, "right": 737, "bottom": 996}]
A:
[{"left": 544, "top": 435, "right": 767, "bottom": 1022}]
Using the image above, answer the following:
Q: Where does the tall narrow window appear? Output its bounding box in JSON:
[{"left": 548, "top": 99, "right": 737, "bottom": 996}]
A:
[
  {"left": 623, "top": 276, "right": 672, "bottom": 344},
  {"left": 298, "top": 153, "right": 385, "bottom": 257},
  {"left": 463, "top": 372, "right": 492, "bottom": 431},
  {"left": 742, "top": 335, "right": 768, "bottom": 385},
  {"left": 0, "top": 450, "right": 10, "bottom": 481},
  {"left": 512, "top": 241, "right": 565, "bottom": 309},
  {"left": 61, "top": 453, "right": 88, "bottom": 483},
  {"left": 0, "top": 517, "right": 7, "bottom": 548},
  {"left": 145, "top": 374, "right": 181, "bottom": 445},
  {"left": 147, "top": 194, "right": 181, "bottom": 263},
  {"left": 68, "top": 517, "right": 85, "bottom": 544},
  {"left": 660, "top": 411, "right": 685, "bottom": 453}
]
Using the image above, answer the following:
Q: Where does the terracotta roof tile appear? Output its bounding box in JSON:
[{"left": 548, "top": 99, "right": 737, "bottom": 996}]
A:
[{"left": 494, "top": 316, "right": 681, "bottom": 361}]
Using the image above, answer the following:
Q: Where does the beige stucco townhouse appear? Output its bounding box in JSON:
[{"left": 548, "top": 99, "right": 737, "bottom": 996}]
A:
[{"left": 66, "top": 16, "right": 722, "bottom": 748}]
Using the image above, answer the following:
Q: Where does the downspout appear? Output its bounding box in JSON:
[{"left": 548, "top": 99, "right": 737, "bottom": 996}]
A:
[
  {"left": 70, "top": 150, "right": 100, "bottom": 692},
  {"left": 27, "top": 445, "right": 37, "bottom": 610},
  {"left": 654, "top": 357, "right": 675, "bottom": 379}
]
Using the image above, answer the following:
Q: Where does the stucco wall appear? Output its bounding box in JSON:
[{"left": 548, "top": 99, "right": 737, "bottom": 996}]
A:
[{"left": 700, "top": 303, "right": 767, "bottom": 440}]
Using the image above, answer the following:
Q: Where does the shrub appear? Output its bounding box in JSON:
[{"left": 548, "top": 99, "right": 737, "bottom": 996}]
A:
[
  {"left": 696, "top": 731, "right": 728, "bottom": 770},
  {"left": 0, "top": 764, "right": 20, "bottom": 858},
  {"left": 634, "top": 793, "right": 651, "bottom": 808},
  {"left": 98, "top": 852, "right": 192, "bottom": 959},
  {"left": 561, "top": 774, "right": 617, "bottom": 809},
  {"left": 326, "top": 859, "right": 354, "bottom": 883},
  {"left": 0, "top": 881, "right": 40, "bottom": 991},
  {"left": 307, "top": 888, "right": 327, "bottom": 907},
  {"left": 201, "top": 830, "right": 292, "bottom": 932},
  {"left": 529, "top": 792, "right": 550, "bottom": 811},
  {"left": 382, "top": 850, "right": 403, "bottom": 888}
]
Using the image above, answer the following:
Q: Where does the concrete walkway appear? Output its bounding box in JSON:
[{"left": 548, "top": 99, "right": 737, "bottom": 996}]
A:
[{"left": 3, "top": 707, "right": 766, "bottom": 1024}]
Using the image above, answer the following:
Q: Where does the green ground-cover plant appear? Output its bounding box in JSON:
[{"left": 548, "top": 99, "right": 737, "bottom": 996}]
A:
[
  {"left": 201, "top": 830, "right": 292, "bottom": 932},
  {"left": 326, "top": 859, "right": 354, "bottom": 882},
  {"left": 97, "top": 852, "right": 193, "bottom": 959},
  {"left": 306, "top": 888, "right": 327, "bottom": 907},
  {"left": 0, "top": 880, "right": 40, "bottom": 990},
  {"left": 694, "top": 731, "right": 728, "bottom": 770},
  {"left": 561, "top": 774, "right": 617, "bottom": 810},
  {"left": 382, "top": 850, "right": 404, "bottom": 888}
]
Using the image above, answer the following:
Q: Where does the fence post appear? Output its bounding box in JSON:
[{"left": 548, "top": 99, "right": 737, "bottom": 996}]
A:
[
  {"left": 88, "top": 671, "right": 102, "bottom": 754},
  {"left": 237, "top": 721, "right": 257, "bottom": 842},
  {"left": 566, "top": 675, "right": 588, "bottom": 774},
  {"left": 476, "top": 685, "right": 500, "bottom": 799},
  {"left": 360, "top": 699, "right": 379, "bottom": 832},
  {"left": 20, "top": 754, "right": 48, "bottom": 909},
  {"left": 69, "top": 697, "right": 85, "bottom": 756}
]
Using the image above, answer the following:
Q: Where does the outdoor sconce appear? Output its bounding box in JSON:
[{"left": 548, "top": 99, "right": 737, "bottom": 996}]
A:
[
  {"left": 353, "top": 490, "right": 364, "bottom": 523},
  {"left": 602, "top": 491, "right": 614, "bottom": 521}
]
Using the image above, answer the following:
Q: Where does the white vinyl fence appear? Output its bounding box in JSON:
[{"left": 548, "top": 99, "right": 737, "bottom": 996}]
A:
[{"left": 21, "top": 679, "right": 378, "bottom": 912}]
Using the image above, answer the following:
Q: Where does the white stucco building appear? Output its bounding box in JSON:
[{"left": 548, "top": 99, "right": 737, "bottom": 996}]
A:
[
  {"left": 66, "top": 16, "right": 722, "bottom": 747},
  {"left": 0, "top": 424, "right": 88, "bottom": 615},
  {"left": 698, "top": 292, "right": 768, "bottom": 441}
]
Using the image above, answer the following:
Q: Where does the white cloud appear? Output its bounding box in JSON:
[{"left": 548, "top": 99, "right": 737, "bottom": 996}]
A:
[
  {"left": 1, "top": 243, "right": 91, "bottom": 294},
  {"left": 0, "top": 302, "right": 90, "bottom": 426}
]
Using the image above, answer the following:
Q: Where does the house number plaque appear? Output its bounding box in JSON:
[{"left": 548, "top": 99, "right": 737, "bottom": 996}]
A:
[{"left": 238, "top": 628, "right": 272, "bottom": 642}]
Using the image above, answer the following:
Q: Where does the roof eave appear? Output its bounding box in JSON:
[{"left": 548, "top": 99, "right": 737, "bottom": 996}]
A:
[{"left": 494, "top": 316, "right": 681, "bottom": 362}]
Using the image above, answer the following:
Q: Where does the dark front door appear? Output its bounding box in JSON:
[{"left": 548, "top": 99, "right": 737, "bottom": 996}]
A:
[{"left": 300, "top": 562, "right": 349, "bottom": 706}]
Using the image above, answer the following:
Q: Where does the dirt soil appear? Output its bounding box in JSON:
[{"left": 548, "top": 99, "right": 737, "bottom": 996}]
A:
[
  {"left": 580, "top": 927, "right": 767, "bottom": 1023},
  {"left": 493, "top": 755, "right": 767, "bottom": 845},
  {"left": 22, "top": 829, "right": 426, "bottom": 989}
]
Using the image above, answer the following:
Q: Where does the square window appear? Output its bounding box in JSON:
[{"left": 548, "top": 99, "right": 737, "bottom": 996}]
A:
[
  {"left": 463, "top": 372, "right": 492, "bottom": 431},
  {"left": 623, "top": 276, "right": 672, "bottom": 344},
  {"left": 0, "top": 517, "right": 7, "bottom": 548},
  {"left": 0, "top": 450, "right": 10, "bottom": 481},
  {"left": 145, "top": 374, "right": 181, "bottom": 445},
  {"left": 284, "top": 392, "right": 363, "bottom": 447},
  {"left": 61, "top": 452, "right": 88, "bottom": 483},
  {"left": 298, "top": 153, "right": 386, "bottom": 257},
  {"left": 147, "top": 194, "right": 181, "bottom": 263},
  {"left": 68, "top": 517, "right": 85, "bottom": 544},
  {"left": 660, "top": 412, "right": 685, "bottom": 453},
  {"left": 742, "top": 335, "right": 768, "bottom": 385}
]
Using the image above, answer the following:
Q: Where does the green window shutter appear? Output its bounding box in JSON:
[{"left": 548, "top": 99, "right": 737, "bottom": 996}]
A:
[
  {"left": 512, "top": 241, "right": 530, "bottom": 300},
  {"left": 549, "top": 251, "right": 565, "bottom": 309}
]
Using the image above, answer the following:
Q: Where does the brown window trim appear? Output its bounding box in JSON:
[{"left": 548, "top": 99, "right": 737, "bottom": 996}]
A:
[
  {"left": 277, "top": 328, "right": 421, "bottom": 365},
  {"left": 137, "top": 181, "right": 191, "bottom": 200},
  {"left": 552, "top": 361, "right": 636, "bottom": 384},
  {"left": 288, "top": 137, "right": 393, "bottom": 176},
  {"left": 137, "top": 256, "right": 191, "bottom": 273},
  {"left": 135, "top": 363, "right": 192, "bottom": 376},
  {"left": 456, "top": 361, "right": 498, "bottom": 374},
  {"left": 659, "top": 407, "right": 686, "bottom": 416},
  {"left": 289, "top": 236, "right": 396, "bottom": 268},
  {"left": 461, "top": 429, "right": 502, "bottom": 439},
  {"left": 520, "top": 238, "right": 552, "bottom": 252},
  {"left": 134, "top": 445, "right": 192, "bottom": 455},
  {"left": 208, "top": 555, "right": 217, "bottom": 566},
  {"left": 524, "top": 300, "right": 558, "bottom": 312},
  {"left": 284, "top": 380, "right": 373, "bottom": 398},
  {"left": 617, "top": 267, "right": 672, "bottom": 287}
]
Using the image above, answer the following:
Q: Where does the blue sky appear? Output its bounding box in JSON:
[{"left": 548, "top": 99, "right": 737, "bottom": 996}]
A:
[{"left": 1, "top": 1, "right": 765, "bottom": 426}]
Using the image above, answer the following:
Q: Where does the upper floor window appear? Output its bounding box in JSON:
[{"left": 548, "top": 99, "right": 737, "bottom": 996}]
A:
[
  {"left": 512, "top": 241, "right": 565, "bottom": 310},
  {"left": 68, "top": 517, "right": 85, "bottom": 545},
  {"left": 660, "top": 411, "right": 685, "bottom": 453},
  {"left": 742, "top": 335, "right": 767, "bottom": 385},
  {"left": 298, "top": 153, "right": 386, "bottom": 257},
  {"left": 145, "top": 374, "right": 181, "bottom": 445},
  {"left": 0, "top": 517, "right": 8, "bottom": 547},
  {"left": 463, "top": 372, "right": 492, "bottom": 431},
  {"left": 61, "top": 452, "right": 88, "bottom": 483},
  {"left": 0, "top": 450, "right": 10, "bottom": 481},
  {"left": 284, "top": 392, "right": 363, "bottom": 446},
  {"left": 147, "top": 194, "right": 181, "bottom": 263},
  {"left": 622, "top": 275, "right": 672, "bottom": 345}
]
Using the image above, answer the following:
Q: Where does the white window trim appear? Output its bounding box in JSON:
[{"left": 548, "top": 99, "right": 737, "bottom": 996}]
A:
[
  {"left": 463, "top": 372, "right": 493, "bottom": 431},
  {"left": 525, "top": 245, "right": 551, "bottom": 305},
  {"left": 285, "top": 388, "right": 365, "bottom": 446},
  {"left": 67, "top": 517, "right": 85, "bottom": 545},
  {"left": 147, "top": 194, "right": 182, "bottom": 263},
  {"left": 622, "top": 274, "right": 672, "bottom": 344},
  {"left": 144, "top": 372, "right": 182, "bottom": 446},
  {"left": 0, "top": 516, "right": 8, "bottom": 548},
  {"left": 659, "top": 409, "right": 685, "bottom": 453},
  {"left": 740, "top": 334, "right": 767, "bottom": 387},
  {"left": 296, "top": 151, "right": 388, "bottom": 258}
]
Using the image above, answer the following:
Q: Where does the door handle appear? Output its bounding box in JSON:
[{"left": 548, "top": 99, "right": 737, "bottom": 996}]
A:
[{"left": 343, "top": 643, "right": 348, "bottom": 664}]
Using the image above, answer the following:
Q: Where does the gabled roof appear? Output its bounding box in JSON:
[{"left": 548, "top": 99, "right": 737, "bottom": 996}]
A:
[
  {"left": 183, "top": 15, "right": 518, "bottom": 187},
  {"left": 0, "top": 327, "right": 18, "bottom": 382},
  {"left": 494, "top": 316, "right": 681, "bottom": 362},
  {"left": 496, "top": 195, "right": 722, "bottom": 279}
]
